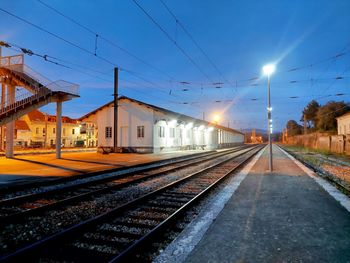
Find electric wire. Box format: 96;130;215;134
159;0;238;92
131;0;214;83
36;0;176;81
0;6;170;92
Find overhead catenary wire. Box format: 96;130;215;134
2;42;193;110
159;0;238;92
0;6;171;92
3;3;347;88
35;0;350;92
131;0;214;83
2;5;349;119
36;0;176;81
1;41;190;104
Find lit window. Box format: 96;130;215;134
105;126;112;138
137;126;145;138
158;126;165;137
169;128;175;138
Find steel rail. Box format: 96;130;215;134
0;146;247;208
0;145;251;223
0;146;246;204
0;145;262;262
278;145;350;195
110;146;262;263
0;148;220;196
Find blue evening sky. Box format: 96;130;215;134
1;0;349;132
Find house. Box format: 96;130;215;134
336;112;350;135
80;96;245;153
14;120;31;148
19;109;84;148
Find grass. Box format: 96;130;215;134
281;144;350;160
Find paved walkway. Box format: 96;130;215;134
185;145;350;263
0;149;210;186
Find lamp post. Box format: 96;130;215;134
263;64;275;172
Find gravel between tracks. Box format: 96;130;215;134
0;150;246;255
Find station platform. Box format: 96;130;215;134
0;149;211;186
158;145;350;263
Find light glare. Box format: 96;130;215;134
263;64;276;75
213;114;221;123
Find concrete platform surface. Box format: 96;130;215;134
185;145;350;263
0;149;210;186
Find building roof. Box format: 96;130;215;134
336;111;350;120
15;120;30;131
27;109;45;122
79;96;244;135
27;109;78;124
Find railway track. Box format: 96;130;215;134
279;145;350;195
0;149;221;199
0;145;249;222
0;144;263;262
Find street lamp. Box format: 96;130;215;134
213;114;221;124
263;63;275;172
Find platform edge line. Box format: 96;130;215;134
277;145;350;213
153;146;266;263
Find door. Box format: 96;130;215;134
120;126;129;147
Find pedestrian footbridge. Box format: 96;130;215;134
0;54;79;158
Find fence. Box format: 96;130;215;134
285;132;350;155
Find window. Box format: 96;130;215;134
72;129;75;135
105;126;112;138
169;128;175;138
35;127;39;134
158;126;165;138
53;127;56;134
50;139;54;146
137;126;145;138
63;128;66;136
43;128;46;134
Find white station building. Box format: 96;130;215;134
80;96;244;153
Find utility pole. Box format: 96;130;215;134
267;74;273;171
44;113;48;148
113;67;118;152
0;45;3;151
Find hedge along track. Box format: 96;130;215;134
0;145;251;223
0;145;256;257
0;145;263;262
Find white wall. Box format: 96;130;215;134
84;100;154;149
337;115;350;135
82;98;244;152
119;101;154;148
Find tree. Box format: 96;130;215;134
286;120;302;136
301;100;320;129
316;101;350;131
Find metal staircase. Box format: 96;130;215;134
0;54;79;126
